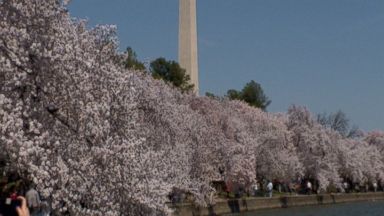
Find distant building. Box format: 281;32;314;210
179;0;199;94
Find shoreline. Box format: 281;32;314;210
169;192;384;216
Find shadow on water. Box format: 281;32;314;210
316;195;324;204
330;194;336;203
208;205;216;216
227;199;240;213
279;197;288;208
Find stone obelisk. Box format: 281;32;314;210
179;0;199;94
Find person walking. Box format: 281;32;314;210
373;182;378;192
267;181;273;198
343;181;349;193
306;181;312;195
25;185;40;216
252;181;259;197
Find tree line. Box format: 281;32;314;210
123;47;271;110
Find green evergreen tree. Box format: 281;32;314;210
150;58;194;92
123;47;146;70
226;80;271;111
241;80;271;110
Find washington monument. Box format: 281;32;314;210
179;0;199;94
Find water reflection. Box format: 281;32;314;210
224;201;384;216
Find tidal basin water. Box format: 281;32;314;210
228;200;384;216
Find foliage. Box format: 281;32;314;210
150;57;194;92
226;80;271;111
205;92;220;100
122;47;146;71
226;89;241;100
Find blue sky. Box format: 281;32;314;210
68;0;384;131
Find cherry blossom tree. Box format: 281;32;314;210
363;131;384;181
365;131;384;154
0;0;195;215
338;137;384;184
287;106;342;191
189;98;302;189
132;74;219;206
189;97;255;188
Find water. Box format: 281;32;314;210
226;201;384;216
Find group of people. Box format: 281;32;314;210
0;177;49;216
342;180;380;193
249;178;314;198
247;178;383;198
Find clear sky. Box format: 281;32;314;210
68;0;384;131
